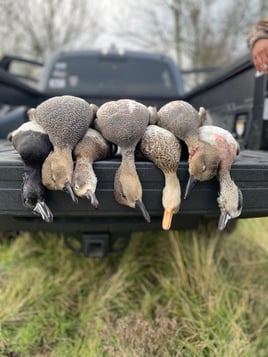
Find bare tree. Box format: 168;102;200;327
103;0;268;87
259;0;268;15
0;0;267;88
0;0;101;61
100;0;174;55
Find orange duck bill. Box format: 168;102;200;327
162;208;174;230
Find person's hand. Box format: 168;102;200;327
252;38;268;73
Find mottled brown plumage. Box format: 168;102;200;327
139;125;181;230
157;101;242;229
42;146;77;202
72;128;116;208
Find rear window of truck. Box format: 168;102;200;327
45;55;179;97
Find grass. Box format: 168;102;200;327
0;218;267;356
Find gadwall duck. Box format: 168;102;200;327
28;95;96;202
72;128;116;208
94;99;151;222
185;125;242;230
139;124;181;230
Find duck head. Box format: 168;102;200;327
22;171;53;223
72;165;99;209
114;168;150;223
185;144;220;199
217;179;243;230
42;150;78;203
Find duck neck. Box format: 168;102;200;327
54;145;72;158
165;172;180;189
217;170;232;188
27;166;42;184
121;148;136;172
74;158;94;176
162;172;181;210
184;132;198;147
187;137;203;161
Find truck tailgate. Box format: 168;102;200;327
0;140;268;233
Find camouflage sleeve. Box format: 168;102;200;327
247;18;268;50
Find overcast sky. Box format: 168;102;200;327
93;0;256;54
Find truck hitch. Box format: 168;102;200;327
64;232;131;258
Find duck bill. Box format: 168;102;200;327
218;211;232;231
64;182;78;203
162;208;174;230
135;200;151;223
184;175;198;199
85;190;99;209
32;201;53;223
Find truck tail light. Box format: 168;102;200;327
235;114;247;138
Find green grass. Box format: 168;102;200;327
0;218;268;356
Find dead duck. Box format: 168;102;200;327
217;172;243;230
157;100;206;146
28;95;96;202
94;99;151;222
7;121;53;222
139;125;181;230
72;128;116;208
185;125;242;230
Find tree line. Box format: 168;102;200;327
0;0;267;87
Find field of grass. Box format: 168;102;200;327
0;217;268;357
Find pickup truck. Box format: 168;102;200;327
1;48;268;257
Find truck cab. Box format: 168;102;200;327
39;49;185;107
0;48;185;139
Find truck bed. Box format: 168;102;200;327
1;139;268;234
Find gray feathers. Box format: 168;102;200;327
27;95;96;201
157;100;203;143
94;99;151;221
94;99;150;148
28;95;94;148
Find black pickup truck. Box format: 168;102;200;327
1;49;268;256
